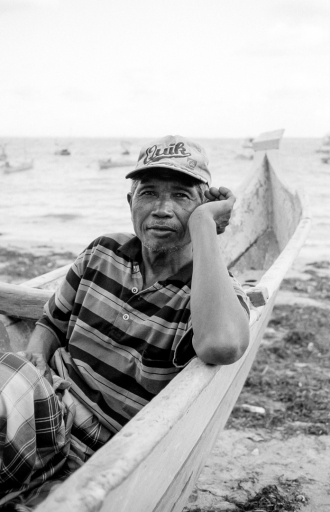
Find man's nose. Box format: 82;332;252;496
152;196;174;217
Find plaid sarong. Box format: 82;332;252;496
0;352;112;510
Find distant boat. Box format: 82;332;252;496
317;136;330;162
98;158;133;170
316;133;330;154
242;136;254;149
3;160;33;174
0;145;7;163
121;140;131;156
235;137;255;160
55;149;71;156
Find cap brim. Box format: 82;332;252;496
125;163;209;184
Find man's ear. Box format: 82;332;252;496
127;192;133;210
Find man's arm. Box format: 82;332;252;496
17;325;60;385
188;188;250;365
26;324;60;360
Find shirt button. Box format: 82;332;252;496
123;313;129;321
132;287;138;293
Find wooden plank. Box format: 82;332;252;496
24;264;70;290
267;151;306;251
246;286;269;307
0;282;51;319
220;152;271;267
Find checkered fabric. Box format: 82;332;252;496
0;352;112;510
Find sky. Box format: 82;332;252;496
0;0;329;138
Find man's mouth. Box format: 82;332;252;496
146;224;177;235
147;224;176;232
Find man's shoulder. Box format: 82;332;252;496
88;232;135;252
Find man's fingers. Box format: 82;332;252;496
16;351;32;361
209;186;221;198
204;190;216;201
218;186;234;197
16;351;53;385
204;187;236;204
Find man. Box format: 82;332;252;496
0;135;250;509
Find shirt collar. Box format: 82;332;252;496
117;235;143;262
117;235;193;286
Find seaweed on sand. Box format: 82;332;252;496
231;480;308;511
228;266;330;436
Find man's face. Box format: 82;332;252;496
128;175;202;253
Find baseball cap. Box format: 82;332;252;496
125;135;211;185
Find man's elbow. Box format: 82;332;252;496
194;329;250;366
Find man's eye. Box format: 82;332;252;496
141;190;155;196
175;193;189;198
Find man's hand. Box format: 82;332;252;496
202;186;236;234
16;351;53;386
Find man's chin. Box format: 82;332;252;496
142;240;181;253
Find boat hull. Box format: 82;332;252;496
99;159;133;169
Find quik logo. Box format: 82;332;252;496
144;142;191;165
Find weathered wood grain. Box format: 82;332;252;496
0;282;51;319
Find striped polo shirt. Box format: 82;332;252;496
37;233;250;435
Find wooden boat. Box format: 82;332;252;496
242;136;254;148
121;140;131;156
55;149;71;156
315;133;330;153
236;137;254;160
0;130;311;512
2;160;33;174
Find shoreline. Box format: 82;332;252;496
0;236;87;260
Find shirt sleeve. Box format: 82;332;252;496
36;237;101;346
173;318;195;369
228;271;251;318
172;272;250;368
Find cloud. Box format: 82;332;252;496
0;0;59;14
267;0;330;25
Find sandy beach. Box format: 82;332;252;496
0;244;329;511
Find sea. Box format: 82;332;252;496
0;136;329;266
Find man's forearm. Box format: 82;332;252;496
189;211;249;365
26;324;60;362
